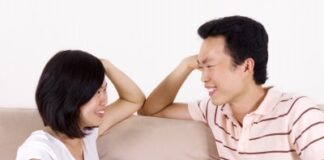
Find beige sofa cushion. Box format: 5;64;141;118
1;105;323;160
98;116;218;160
0;108;219;159
0;108;43;160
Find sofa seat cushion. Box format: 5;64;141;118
97;115;218;160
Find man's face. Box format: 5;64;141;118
197;36;247;105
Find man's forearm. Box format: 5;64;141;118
140;59;196;115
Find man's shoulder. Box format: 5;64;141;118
318;104;324;111
266;87;315;108
261;88;321;118
273;91;324;123
278;92;317;108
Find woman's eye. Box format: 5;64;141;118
97;88;107;94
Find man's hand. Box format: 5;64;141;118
182;55;199;70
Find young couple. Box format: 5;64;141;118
17;16;324;160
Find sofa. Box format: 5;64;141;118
1;105;323;160
0;107;219;160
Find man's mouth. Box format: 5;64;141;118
206;86;216;96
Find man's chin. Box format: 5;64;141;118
211;97;225;106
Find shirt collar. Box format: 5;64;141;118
253;87;283;115
220;87;283;116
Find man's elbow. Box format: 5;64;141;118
137;108;146;115
136;93;146;105
137;103;159;116
137;106;151;116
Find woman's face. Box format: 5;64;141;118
79;81;108;128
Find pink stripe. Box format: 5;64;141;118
214;139;237;151
206;98;210;123
250;107;322;141
238;149;296;155
292;107;321;126
253;96;305;125
214;106;239;141
299;136;324;156
293;121;324;145
197;100;206;121
249;131;291;141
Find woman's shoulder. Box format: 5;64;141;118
82;128;100;160
21;130;54;146
16;130;57;159
83;128;99;149
16;130;75;160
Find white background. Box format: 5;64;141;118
0;0;323;108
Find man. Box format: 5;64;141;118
138;16;324;159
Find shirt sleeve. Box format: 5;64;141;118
188;98;211;123
82;128;100;159
289;97;324;159
85;127;99;140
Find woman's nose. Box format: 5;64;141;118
100;93;108;106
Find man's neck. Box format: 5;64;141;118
229;85;268;126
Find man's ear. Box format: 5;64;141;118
243;58;255;73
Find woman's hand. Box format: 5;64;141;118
98;58;145;136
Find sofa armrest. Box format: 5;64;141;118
97;115;219;160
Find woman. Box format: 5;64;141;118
16;50;145;160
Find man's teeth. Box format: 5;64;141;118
97;110;105;114
207;88;215;92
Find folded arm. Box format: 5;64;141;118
99;59;145;136
138;55;198;120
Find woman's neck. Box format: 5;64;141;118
43;126;84;160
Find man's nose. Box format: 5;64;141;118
201;70;210;82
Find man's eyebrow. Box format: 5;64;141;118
197;58;209;65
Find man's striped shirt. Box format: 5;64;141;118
188;87;324;160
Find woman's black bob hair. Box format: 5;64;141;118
35;50;105;138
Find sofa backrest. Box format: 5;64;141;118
1;105;323;159
0;108;219;160
0;108;43;159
